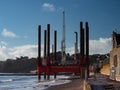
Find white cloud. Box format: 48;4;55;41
89;37;112;55
9;45;38;58
1;28;17;38
66;47;74;55
42;3;55;11
0;37;112;61
0;44;44;61
0;41;7;46
0;46;10;60
66;37;112;55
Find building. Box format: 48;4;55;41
110;31;120;81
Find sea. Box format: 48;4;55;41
0;73;70;90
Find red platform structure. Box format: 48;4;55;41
37;22;89;81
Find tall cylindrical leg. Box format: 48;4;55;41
38;25;41;81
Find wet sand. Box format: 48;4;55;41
45;73;120;90
45;77;83;90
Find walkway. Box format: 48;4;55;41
88;74;120;90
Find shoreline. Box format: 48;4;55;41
45;76;83;90
0;73;37;76
44;73;120;90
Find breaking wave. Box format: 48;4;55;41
0;74;70;90
0;79;13;83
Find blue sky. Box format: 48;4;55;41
0;0;120;60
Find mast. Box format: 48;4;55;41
61;10;66;64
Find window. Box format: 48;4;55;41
114;55;117;67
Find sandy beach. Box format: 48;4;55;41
45;73;120;90
45;76;83;90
